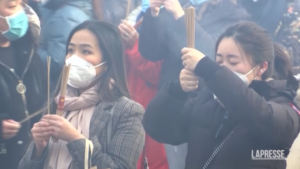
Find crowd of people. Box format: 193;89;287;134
1;0;300;169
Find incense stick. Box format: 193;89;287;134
19;107;47;124
47;57;51;114
20;57;51;124
52;65;71;142
125;0;132;19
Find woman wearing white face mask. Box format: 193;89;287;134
19;20;145;169
142;21;300;169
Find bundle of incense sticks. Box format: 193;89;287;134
184;7;195;48
52;64;71;142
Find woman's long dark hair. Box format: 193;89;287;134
215;21;296;85
273;43;298;85
66;20;130;101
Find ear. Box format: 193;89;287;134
258;62;269;76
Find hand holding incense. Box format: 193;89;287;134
52;65;71;142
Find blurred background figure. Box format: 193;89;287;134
239;0;300;74
120;2;169;169
138;0;248;168
37;0;93;87
27;0;41;18
0;1;46;169
93;0;141;25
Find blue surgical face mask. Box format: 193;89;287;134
142;0;150;12
0;10;29;41
190;0;209;6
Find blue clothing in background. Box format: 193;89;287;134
142;0;150;12
38;0;93;86
190;0;209;6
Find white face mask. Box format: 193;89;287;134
213;67;258;103
232;67;257;85
65;55;106;89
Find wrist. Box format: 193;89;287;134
68;133;84;142
34;145;45;159
174;9;184;20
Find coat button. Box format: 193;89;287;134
17;141;23;145
23;51;28;54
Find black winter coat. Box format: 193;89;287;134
143;57;300;169
138;0;249;89
0;30;47;169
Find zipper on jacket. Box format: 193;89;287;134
215;111;229;138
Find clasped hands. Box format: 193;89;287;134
180;48;205;92
32;114;84;151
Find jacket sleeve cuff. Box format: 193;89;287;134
167;81;189;100
20;143;48;168
67;138;86;156
31;149;48;166
194;57;221;80
67;137;101;159
174;15;185;30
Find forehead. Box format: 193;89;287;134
0;0;23;17
70;29;98;47
217;37;244;57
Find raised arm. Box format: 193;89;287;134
126;39;162;85
143;78;198;145
138;8;168;62
193;56;299;144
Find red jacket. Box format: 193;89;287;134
125;40;169;169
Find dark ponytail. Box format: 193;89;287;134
273;43;298;85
